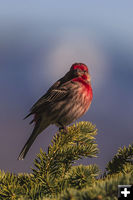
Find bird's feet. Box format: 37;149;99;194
59;126;67;134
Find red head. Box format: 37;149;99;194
70;63;91;82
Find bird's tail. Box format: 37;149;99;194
18;120;48;160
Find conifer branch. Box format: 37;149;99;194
32;121;98;195
105;143;133;175
0;122;132;200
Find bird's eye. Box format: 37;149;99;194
76;68;81;72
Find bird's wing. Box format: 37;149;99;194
30;80;69;113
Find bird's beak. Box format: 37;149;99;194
86;73;91;82
74;70;91;82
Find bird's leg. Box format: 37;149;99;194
59;123;67;134
59;126;67;133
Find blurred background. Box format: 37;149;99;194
0;0;133;173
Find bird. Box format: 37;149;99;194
18;63;93;160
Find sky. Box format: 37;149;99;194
0;1;133;173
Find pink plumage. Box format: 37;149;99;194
18;63;93;160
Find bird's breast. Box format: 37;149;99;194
72;77;93;104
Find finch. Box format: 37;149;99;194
18;63;93;160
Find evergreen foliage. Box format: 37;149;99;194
0;121;132;200
106;143;133;175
